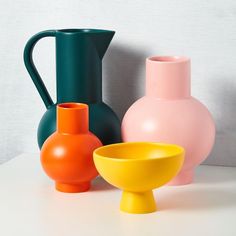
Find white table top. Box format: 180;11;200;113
0;154;236;236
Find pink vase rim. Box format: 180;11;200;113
147;56;190;64
146;55;191;99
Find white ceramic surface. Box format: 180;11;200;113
0;153;235;236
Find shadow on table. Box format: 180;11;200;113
195;165;236;184
205;79;236;167
90;177;115;191
157;188;236;211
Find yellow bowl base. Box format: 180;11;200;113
120;190;157;214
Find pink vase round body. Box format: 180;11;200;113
121;56;215;185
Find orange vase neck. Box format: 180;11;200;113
57;103;88;134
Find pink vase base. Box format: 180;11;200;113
167;169;194;186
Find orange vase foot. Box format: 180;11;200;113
55;182;90;193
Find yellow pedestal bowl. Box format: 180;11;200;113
93;142;184;214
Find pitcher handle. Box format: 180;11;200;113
23;30;56;108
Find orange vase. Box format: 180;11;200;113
40;103;102;193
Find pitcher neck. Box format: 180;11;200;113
146;56;191;99
57;103;89;134
57;70;102;104
55;30;107;103
56;60;103;104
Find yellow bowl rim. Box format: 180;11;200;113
93;142;185;162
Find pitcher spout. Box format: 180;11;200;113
88;29;115;59
56;28;115;59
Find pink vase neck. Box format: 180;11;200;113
146;56;191;99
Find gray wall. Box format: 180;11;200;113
0;0;236;166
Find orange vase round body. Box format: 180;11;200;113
41;103;102;193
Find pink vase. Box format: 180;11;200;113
121;56;215;185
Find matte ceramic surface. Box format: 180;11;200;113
41;103;102;193
122;56;215;185
24;29;121;148
93;142;184;214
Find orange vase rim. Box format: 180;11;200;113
58;102;88;110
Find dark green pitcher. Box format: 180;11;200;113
24;29;121;148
